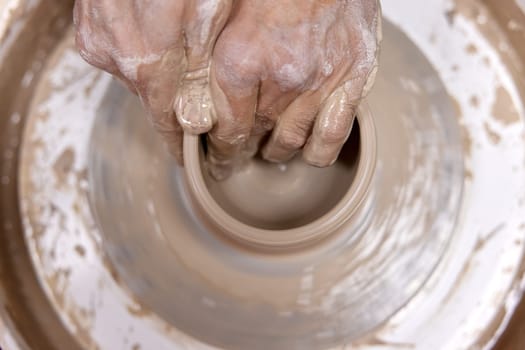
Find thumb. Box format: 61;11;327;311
173;0;233;135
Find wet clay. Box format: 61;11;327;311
177;103;376;251
2;0;525;350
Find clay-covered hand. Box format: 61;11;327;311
208;0;381;178
73;0;232;162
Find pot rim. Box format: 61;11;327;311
183;102;377;250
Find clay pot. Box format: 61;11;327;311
182;105;376;251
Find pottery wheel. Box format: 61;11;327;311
83;19;463;350
9;1;525;350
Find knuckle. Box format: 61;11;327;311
343;78;367;101
214;31;260;90
351;56;374;79
274;60;312;92
292;116;314;135
196;0;232;26
353;41;378;74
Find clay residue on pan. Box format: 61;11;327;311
15;29;119;350
0;3;90;349
470;95;480;107
461;123;473;157
440;223;506;307
74;245;86;257
84;71;103;97
474;223;506;252
473;308;508;350
356;335;415;349
126;303;153;319
484;121;502;144
53;147;75;184
445;8;457;26
44;268;98;350
465;42;479;54
492;85;521;126
483;56;492;67
455;0;525;76
450;94;473;158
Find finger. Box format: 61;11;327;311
240;114;276;159
261;93;321;163
134;50;186;164
183;0;233;67
303;84;358;167
174;0;233;134
174;68;215;134
157;121;184;164
207;51;259;180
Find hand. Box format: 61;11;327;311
73;0;232;162
207;0;381;178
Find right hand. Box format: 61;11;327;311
206;0;381;178
73;0;232;162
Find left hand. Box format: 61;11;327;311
73;0;233;162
